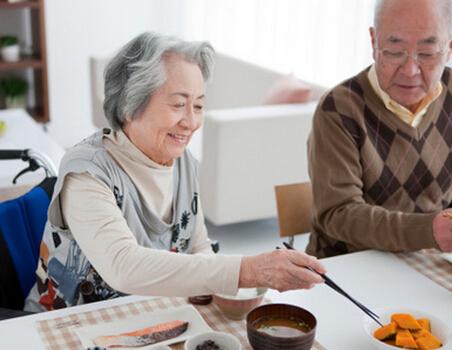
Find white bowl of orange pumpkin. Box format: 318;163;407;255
363;308;451;350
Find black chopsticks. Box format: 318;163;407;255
281;242;383;327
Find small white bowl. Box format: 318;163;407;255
363;307;452;350
213;287;267;320
184;331;242;350
148;345;171;350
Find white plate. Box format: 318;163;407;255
441;253;452;264
75;304;212;350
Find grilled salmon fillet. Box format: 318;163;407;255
94;319;189;348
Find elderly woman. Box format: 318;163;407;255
24;32;325;312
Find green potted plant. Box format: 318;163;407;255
0;35;20;62
0;77;28;109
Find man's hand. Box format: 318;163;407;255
432;209;452;252
239;249;326;292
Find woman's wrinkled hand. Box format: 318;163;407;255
239;249;326;292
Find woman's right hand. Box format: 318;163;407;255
239;248;326;292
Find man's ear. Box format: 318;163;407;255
369;27;377;61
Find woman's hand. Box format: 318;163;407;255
239;249;326;292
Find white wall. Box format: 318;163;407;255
44;0;187;148
181;0;376;88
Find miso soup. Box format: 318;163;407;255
253;316;311;337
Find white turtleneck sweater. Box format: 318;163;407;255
60;130;242;297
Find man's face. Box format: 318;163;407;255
370;0;452;112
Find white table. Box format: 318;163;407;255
0;250;450;349
0;109;64;187
267;250;452;350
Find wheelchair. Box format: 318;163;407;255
0;149;57;319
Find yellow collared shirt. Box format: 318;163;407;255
367;65;442;127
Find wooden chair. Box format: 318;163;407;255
274;182;313;246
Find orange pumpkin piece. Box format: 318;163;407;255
374;322;397;340
412;329;431;340
416;332;443;350
392;314;422;330
374;314;442;349
396;330;418;349
417;319;431;332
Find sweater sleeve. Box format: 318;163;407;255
308;109;439;252
60;172;241;297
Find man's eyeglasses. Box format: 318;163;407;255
377;47;447;67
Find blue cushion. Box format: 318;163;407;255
0;186;50;298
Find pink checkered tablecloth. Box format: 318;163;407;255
36;296;326;350
396;250;452;292
35;250;450;350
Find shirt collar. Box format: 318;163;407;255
367;64;442;127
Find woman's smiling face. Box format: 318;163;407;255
124;53;205;166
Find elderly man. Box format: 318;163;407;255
307;0;452;258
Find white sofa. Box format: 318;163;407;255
90;57;110;130
200;54;326;225
89;53;327;225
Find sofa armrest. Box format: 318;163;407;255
90;56;110;129
307;82;328;101
205;53;282;110
200;101;318;225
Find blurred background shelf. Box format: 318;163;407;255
0;57;42;70
0;0;49;123
0;2;39;10
27;105;44;122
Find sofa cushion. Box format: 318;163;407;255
262;73;311;105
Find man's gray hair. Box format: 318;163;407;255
103;32;215;130
373;0;452;36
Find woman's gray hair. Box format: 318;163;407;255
103;32;215;130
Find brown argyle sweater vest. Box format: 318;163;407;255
306;67;452;258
